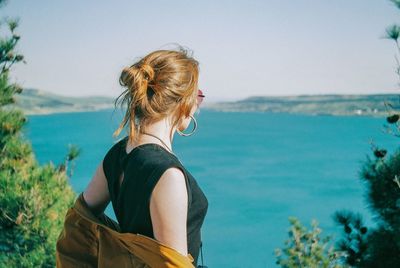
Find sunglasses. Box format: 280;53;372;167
197;89;205;106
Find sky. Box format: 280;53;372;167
1;0;400;102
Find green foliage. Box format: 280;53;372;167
384;24;400;42
382;1;400;88
331;2;400;266
332;210;368;267
334;150;400;268
0;4;77;267
275;217;348;268
390;0;400;9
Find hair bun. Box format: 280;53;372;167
139;63;155;82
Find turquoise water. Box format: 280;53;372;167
24;109;399;268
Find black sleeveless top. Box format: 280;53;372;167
102;136;208;266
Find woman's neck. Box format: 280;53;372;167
135;117;176;150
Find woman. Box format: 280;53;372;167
81;47;208;267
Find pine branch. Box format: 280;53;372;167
394;175;400;190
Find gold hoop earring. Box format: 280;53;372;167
176;115;197;137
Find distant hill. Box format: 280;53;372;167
6;88;116;115
5;88;400;117
202;94;400;117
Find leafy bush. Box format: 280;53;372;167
0;2;77;267
275;217;348;268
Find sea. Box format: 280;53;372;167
23;108;399;268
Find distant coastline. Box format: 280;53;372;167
204;94;400;117
6;88;116;115
7;88;400;117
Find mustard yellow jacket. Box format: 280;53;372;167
56;192;195;268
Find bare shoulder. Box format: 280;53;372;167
151;167;188;213
149;167;189;256
159;167;187;187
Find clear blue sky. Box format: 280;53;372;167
2;0;400;101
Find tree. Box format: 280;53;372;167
0;1;77;267
332;149;400;267
332;1;400;267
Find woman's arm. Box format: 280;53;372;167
83;160;110;216
150;167;189;257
